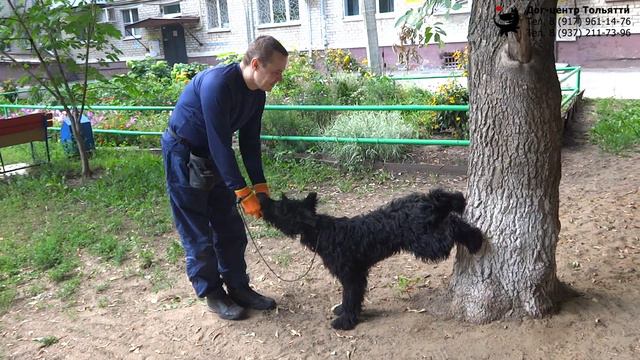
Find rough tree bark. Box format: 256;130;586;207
363;0;382;75
450;0;565;322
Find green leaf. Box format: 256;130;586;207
424;28;433;44
394;11;411;27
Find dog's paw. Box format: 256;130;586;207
331;315;357;330
331;304;343;315
466;227;484;254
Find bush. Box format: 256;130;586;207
126;58;172;79
359;75;404;105
90;110;167;148
270;51;333;131
1;79;18;103
271;51;329;104
171;62;209;83
431;80;469;139
324;48;367;74
322;112;414;169
86;75;185;106
262;110;320;153
215;51;243;65
398;86;438;138
452;47;469;76
330;73;366;105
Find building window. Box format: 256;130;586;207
258;0;300;24
99;8;116;23
441;52;458;69
121;8;140;37
161;3;181;17
207;0;229;29
344;0;359;16
379;0;394;13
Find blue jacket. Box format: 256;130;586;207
168;63;266;190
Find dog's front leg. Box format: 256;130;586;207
331;272;367;330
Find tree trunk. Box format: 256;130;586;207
363;0;382;75
68;111;92;180
450;0;564;322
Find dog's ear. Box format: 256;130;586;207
304;192;318;212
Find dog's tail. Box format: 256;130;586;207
445;213;483;254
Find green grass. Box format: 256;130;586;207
166;239;183;265
0;141;358;313
95;282;110;293
57;277;81;300
97;296;109;308
590;99;640;154
393;275;423;297
35;335;59;348
0;145;171;311
274;251;293;268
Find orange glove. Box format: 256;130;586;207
235;186;262;219
253;183;270;197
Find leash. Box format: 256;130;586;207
237;203;320;282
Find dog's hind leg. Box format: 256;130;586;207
331;271;367;330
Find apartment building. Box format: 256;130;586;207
1;0;639;80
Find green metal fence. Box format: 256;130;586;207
0;67;582;147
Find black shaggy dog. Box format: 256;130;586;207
258;189;484;330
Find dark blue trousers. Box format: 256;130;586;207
161;132;249;298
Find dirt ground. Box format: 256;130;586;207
1;104;639;360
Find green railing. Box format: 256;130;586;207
559;66;581;107
0;67;581;147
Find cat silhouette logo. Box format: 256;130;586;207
494;6;519;36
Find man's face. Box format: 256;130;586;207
253;53;288;92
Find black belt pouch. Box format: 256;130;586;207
187;153;218;191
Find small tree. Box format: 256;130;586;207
0;0;122;179
394;0;463;68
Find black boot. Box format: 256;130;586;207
228;285;276;310
206;289;245;320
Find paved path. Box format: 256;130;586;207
580;68;640;99
390;67;640;99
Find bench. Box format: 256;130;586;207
0;112;53;175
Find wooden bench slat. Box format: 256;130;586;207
0;113;52;129
0;128;47;148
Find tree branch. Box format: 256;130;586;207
36;0;79;112
6;0;67;105
79;4;96;119
0;50;56;101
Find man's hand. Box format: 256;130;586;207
253;183;270;197
235;186;262;218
